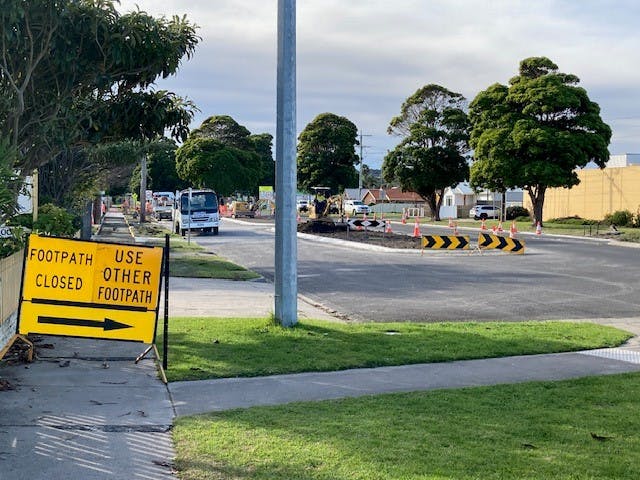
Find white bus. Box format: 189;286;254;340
173;188;220;236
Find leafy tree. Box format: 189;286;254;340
383;84;469;220
297;113;359;194
0;0;199;177
176;116;270;195
469;57;612;225
128;138;186;194
361;164;381;189
0;137;21;222
250;133;275;188
190;115;252;149
175;138;261;195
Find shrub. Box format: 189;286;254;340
33;203;81;237
0;227;27;258
548;216;599;225
603;210;634;227
506;206;529;220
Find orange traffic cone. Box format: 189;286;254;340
412;218;421;238
481;218;487;230
509;220;518;239
401;211;407;224
385;220;392;234
373;212;377;221
536;221;542;235
448;217;454;228
453;222;459;235
491;224;497;233
296;212;301;223
497;221;503;232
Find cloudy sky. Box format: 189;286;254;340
118;0;640;169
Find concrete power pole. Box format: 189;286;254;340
274;0;297;327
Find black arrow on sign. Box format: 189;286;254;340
510;239;524;252
455;236;469;249
38;316;132;331
423;236;436;248
478;233;492;247
441;236;452;248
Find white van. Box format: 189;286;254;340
173;188;220;235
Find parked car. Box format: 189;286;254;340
470;204;501;220
296;199;309;212
343;200;370;216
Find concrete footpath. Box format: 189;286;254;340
1;209;640;479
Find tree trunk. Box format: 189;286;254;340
426;193;439;221
526;185;546;227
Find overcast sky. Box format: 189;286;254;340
118;0;640;169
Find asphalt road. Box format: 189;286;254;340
187;219;640;323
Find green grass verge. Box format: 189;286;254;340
170;253;260;280
160;318;631;382
173;372;640;479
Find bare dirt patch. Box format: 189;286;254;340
298;220;421;249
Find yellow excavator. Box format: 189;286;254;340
308;187;341;219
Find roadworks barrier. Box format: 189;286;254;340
478;232;525;254
421;235;470;250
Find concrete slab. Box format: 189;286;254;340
0;336;174;480
169;351;640;416
161;276;341;321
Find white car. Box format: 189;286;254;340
470;205;501;220
296;199;309;212
343;200;370;216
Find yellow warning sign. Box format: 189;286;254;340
19;235;163;343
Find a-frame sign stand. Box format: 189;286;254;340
135;234;170;384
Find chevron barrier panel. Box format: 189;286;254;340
477;232;525;254
421;235;470;250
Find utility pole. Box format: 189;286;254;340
358;131;372;200
274;0;297;327
139;154;147;224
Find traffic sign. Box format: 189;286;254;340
421;235;470;250
348;219;384;229
478;232;525;254
18;235;164;343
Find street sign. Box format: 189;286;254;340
478;232;525;254
18;235;164;343
421;235;470;250
0;225;13;238
348;219;384;229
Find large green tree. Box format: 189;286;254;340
383;84;469;220
125;138;188;196
297;113;359;194
0;1;199;171
469;57;612;225
176;116;270;195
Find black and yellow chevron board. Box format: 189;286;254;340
421;235;470;250
477;233;525;254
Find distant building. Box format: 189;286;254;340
528;154;640;221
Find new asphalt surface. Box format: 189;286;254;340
1;209;640;479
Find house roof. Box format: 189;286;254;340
343;188;362;200
385;187;424;202
362;189;387;201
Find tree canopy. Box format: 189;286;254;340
383;84;469;220
175;116;272;196
469;57;612;224
297;113;359;194
0;0;199;173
